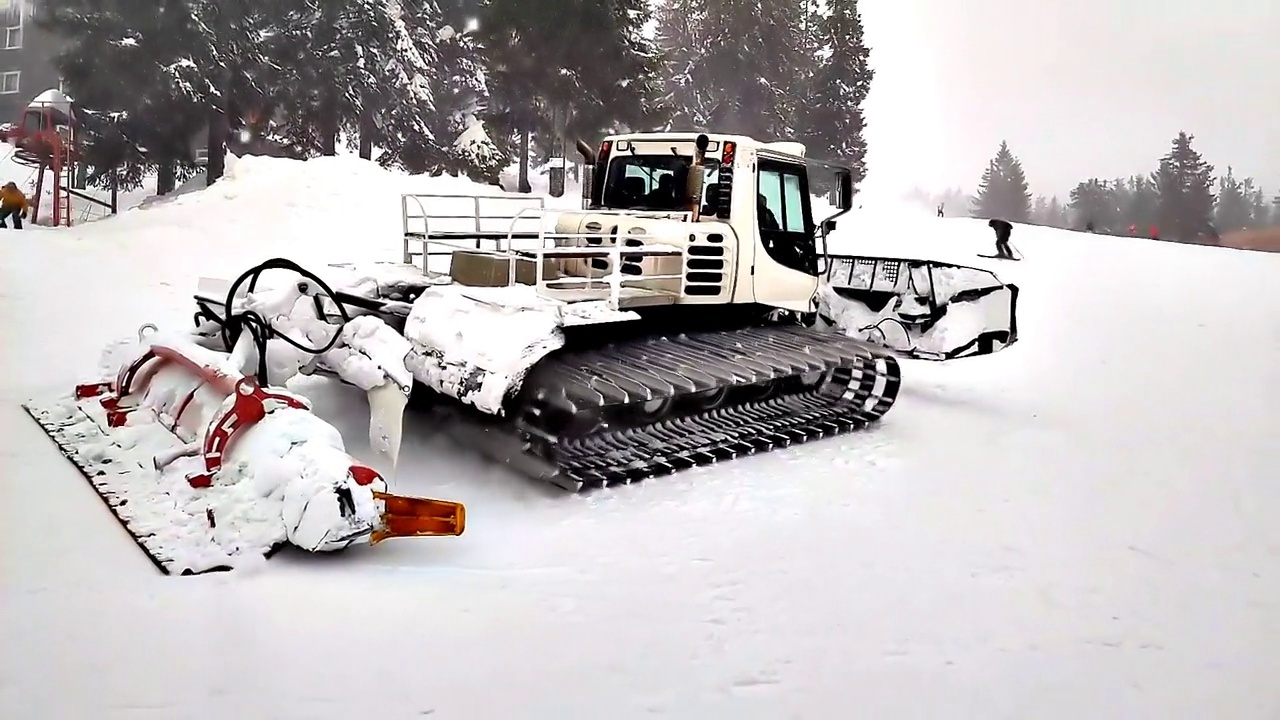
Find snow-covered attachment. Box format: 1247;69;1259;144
22;326;464;575
819;256;1019;360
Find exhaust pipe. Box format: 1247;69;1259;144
575;139;596;165
686;134;709;221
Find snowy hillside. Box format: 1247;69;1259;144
3;155;1279;717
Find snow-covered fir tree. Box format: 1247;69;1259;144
1125;175;1159;231
264;0;440;169
481;0;659;191
1031;195;1049;224
1248;187;1270;228
1153;131;1215;242
1214;167;1253;233
40;0;228;190
971;141;1032;222
657;0;806;140
796;0;872;191
653;0;707;130
425;8;504;181
1067;178;1119;231
1046;195;1067;227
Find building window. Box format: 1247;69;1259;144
3;13;19;50
0;71;18;94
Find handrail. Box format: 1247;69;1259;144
401;192;546;263
401;194;695;310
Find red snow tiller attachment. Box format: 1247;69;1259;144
22;325;464;575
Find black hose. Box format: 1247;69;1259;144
212;258;353;385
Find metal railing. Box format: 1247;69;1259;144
401;195;691;310
400;192;547;265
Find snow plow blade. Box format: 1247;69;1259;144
22;326;464;575
820;255;1019;360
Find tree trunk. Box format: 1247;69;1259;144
320;89;339;156
207;71;231;186
358;107;374;160
518;127;531;193
157;162;176;195
207;109;227;187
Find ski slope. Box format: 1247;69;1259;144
3;155;1279;718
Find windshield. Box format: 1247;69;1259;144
602;154;721;211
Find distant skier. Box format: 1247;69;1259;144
988;218;1014;259
937;204;944;217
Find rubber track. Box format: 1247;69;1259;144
517;324;902;491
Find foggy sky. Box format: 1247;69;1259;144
858;0;1280;199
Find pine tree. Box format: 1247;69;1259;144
971;141;1032;222
483;0;660;191
1214;167;1253;233
1249;187;1271;228
663;0;807;140
1031;195;1049;224
40;0;215;190
1068;178;1120;231
796;0;873;193
654;0;705;130
1152;131;1215;242
1124;175;1159;232
1046;195;1066;227
182;0;298;182
264;0;441;169
427;10;504;180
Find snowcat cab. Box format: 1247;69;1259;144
573;133;839;314
571;132;1018;360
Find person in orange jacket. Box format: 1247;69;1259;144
0;181;29;229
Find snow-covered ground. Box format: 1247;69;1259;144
3;155;1279;718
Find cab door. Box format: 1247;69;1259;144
751;159;820;312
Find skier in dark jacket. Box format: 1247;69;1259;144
988;218;1014;259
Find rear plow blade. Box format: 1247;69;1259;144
501;324;901;491
23;393;288;575
23;327;464;575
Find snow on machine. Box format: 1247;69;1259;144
22;321;465;575
185;132;1019;491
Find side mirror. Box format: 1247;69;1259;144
822;219;837;233
837;171;854;210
